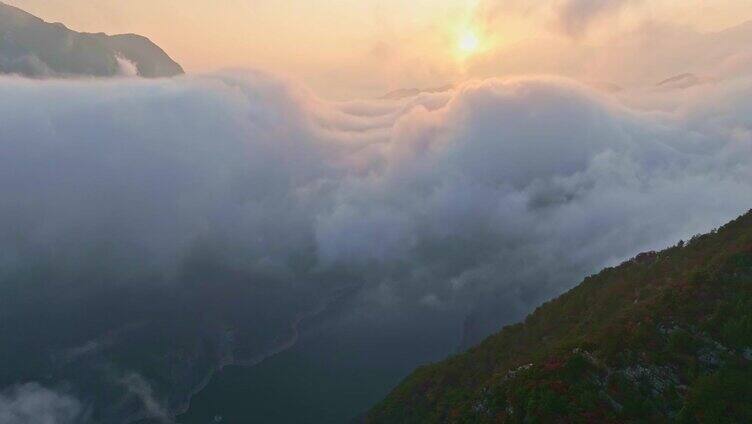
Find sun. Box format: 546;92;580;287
458;30;480;55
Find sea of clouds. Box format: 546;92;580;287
1;71;752;421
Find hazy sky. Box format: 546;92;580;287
6;0;752;97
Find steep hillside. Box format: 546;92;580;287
0;1;183;78
369;210;752;423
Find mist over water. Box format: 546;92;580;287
1;71;752;421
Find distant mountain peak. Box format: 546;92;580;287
656;72;715;90
380;84;454;100
0;1;183;78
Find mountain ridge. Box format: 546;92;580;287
0;1;183;78
368;210;752;423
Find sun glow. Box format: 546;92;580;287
458;30;480;55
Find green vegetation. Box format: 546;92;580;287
369;210;752;423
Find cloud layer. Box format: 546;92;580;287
1;71;752;418
1;71;751;316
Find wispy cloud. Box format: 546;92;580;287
0;383;86;424
478;0;639;37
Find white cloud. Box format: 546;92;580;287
116;56;139;77
118;373;172;423
0;384;85;424
0;70;751;352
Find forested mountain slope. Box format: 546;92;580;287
369;210;752;423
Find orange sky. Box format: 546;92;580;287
5;0;752;98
